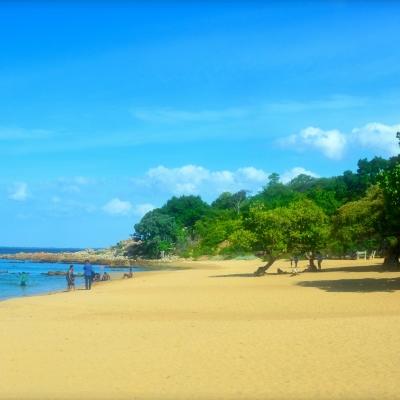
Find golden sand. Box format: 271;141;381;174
1;258;400;400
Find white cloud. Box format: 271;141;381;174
102;199;154;217
143;165;271;197
281;121;399;160
237;167;269;182
146;165;210;194
8;182;28;201
103;198;132;216
294;126;347;159
352;122;400;156
281;167;319;184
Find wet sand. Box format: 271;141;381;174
1;258;399;399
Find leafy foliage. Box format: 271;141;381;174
129;136;400;267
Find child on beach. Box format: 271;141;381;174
66;265;75;291
20;272;28;287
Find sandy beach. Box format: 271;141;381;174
1;258;400;400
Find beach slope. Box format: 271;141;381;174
1;258;400;399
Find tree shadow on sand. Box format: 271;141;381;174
297;277;400;293
209;273;256;278
316;263;385;274
209;272;287;278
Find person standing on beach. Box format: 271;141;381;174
292;256;299;275
83;260;93;290
317;253;323;270
66;265;75;291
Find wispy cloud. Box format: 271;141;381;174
8;182;29;201
131;95;366;124
56;176;95;193
264;95;367;114
0;127;51;141
131;107;249;123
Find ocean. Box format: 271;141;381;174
0;248;145;301
0;247;84;254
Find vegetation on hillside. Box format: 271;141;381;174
127;134;400;271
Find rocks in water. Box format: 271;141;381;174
42;271;66;276
42;271;84;277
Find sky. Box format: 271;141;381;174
1;1;400;248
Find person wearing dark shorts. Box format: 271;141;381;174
83;260;94;290
66;265;75;290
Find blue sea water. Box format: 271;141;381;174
0;255;145;301
0;247;84;254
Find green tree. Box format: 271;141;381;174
211;190;249;214
229;199;328;275
132;209;179;258
254;173;302;210
162;195;210;233
229;204;290;275
378;154;400;268
332;186;384;257
286;199;329;270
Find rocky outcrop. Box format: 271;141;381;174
0;240;177;267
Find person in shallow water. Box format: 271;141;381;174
66;265;75;291
20;272;28;287
83;260;94;290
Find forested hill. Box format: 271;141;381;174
126;149;400;270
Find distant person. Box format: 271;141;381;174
20;272;28;287
317;253;323;270
66;265;75;291
101;271;110;281
292;256;299;275
93;272;101;282
83;260;94;290
123;267;133;279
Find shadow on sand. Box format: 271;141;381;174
210;263;387;279
209;272;289;278
297;277;400;293
315;263;385;274
209;273;256;278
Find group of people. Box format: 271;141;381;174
66;260;112;291
289;253;324;275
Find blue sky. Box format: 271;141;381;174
1;1;400;247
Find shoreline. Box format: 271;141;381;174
0;250;182;267
0;270;126;303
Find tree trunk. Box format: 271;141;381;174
305;252;318;272
383;237;400;270
254;257;275;276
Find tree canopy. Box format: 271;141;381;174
129;136;400;269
